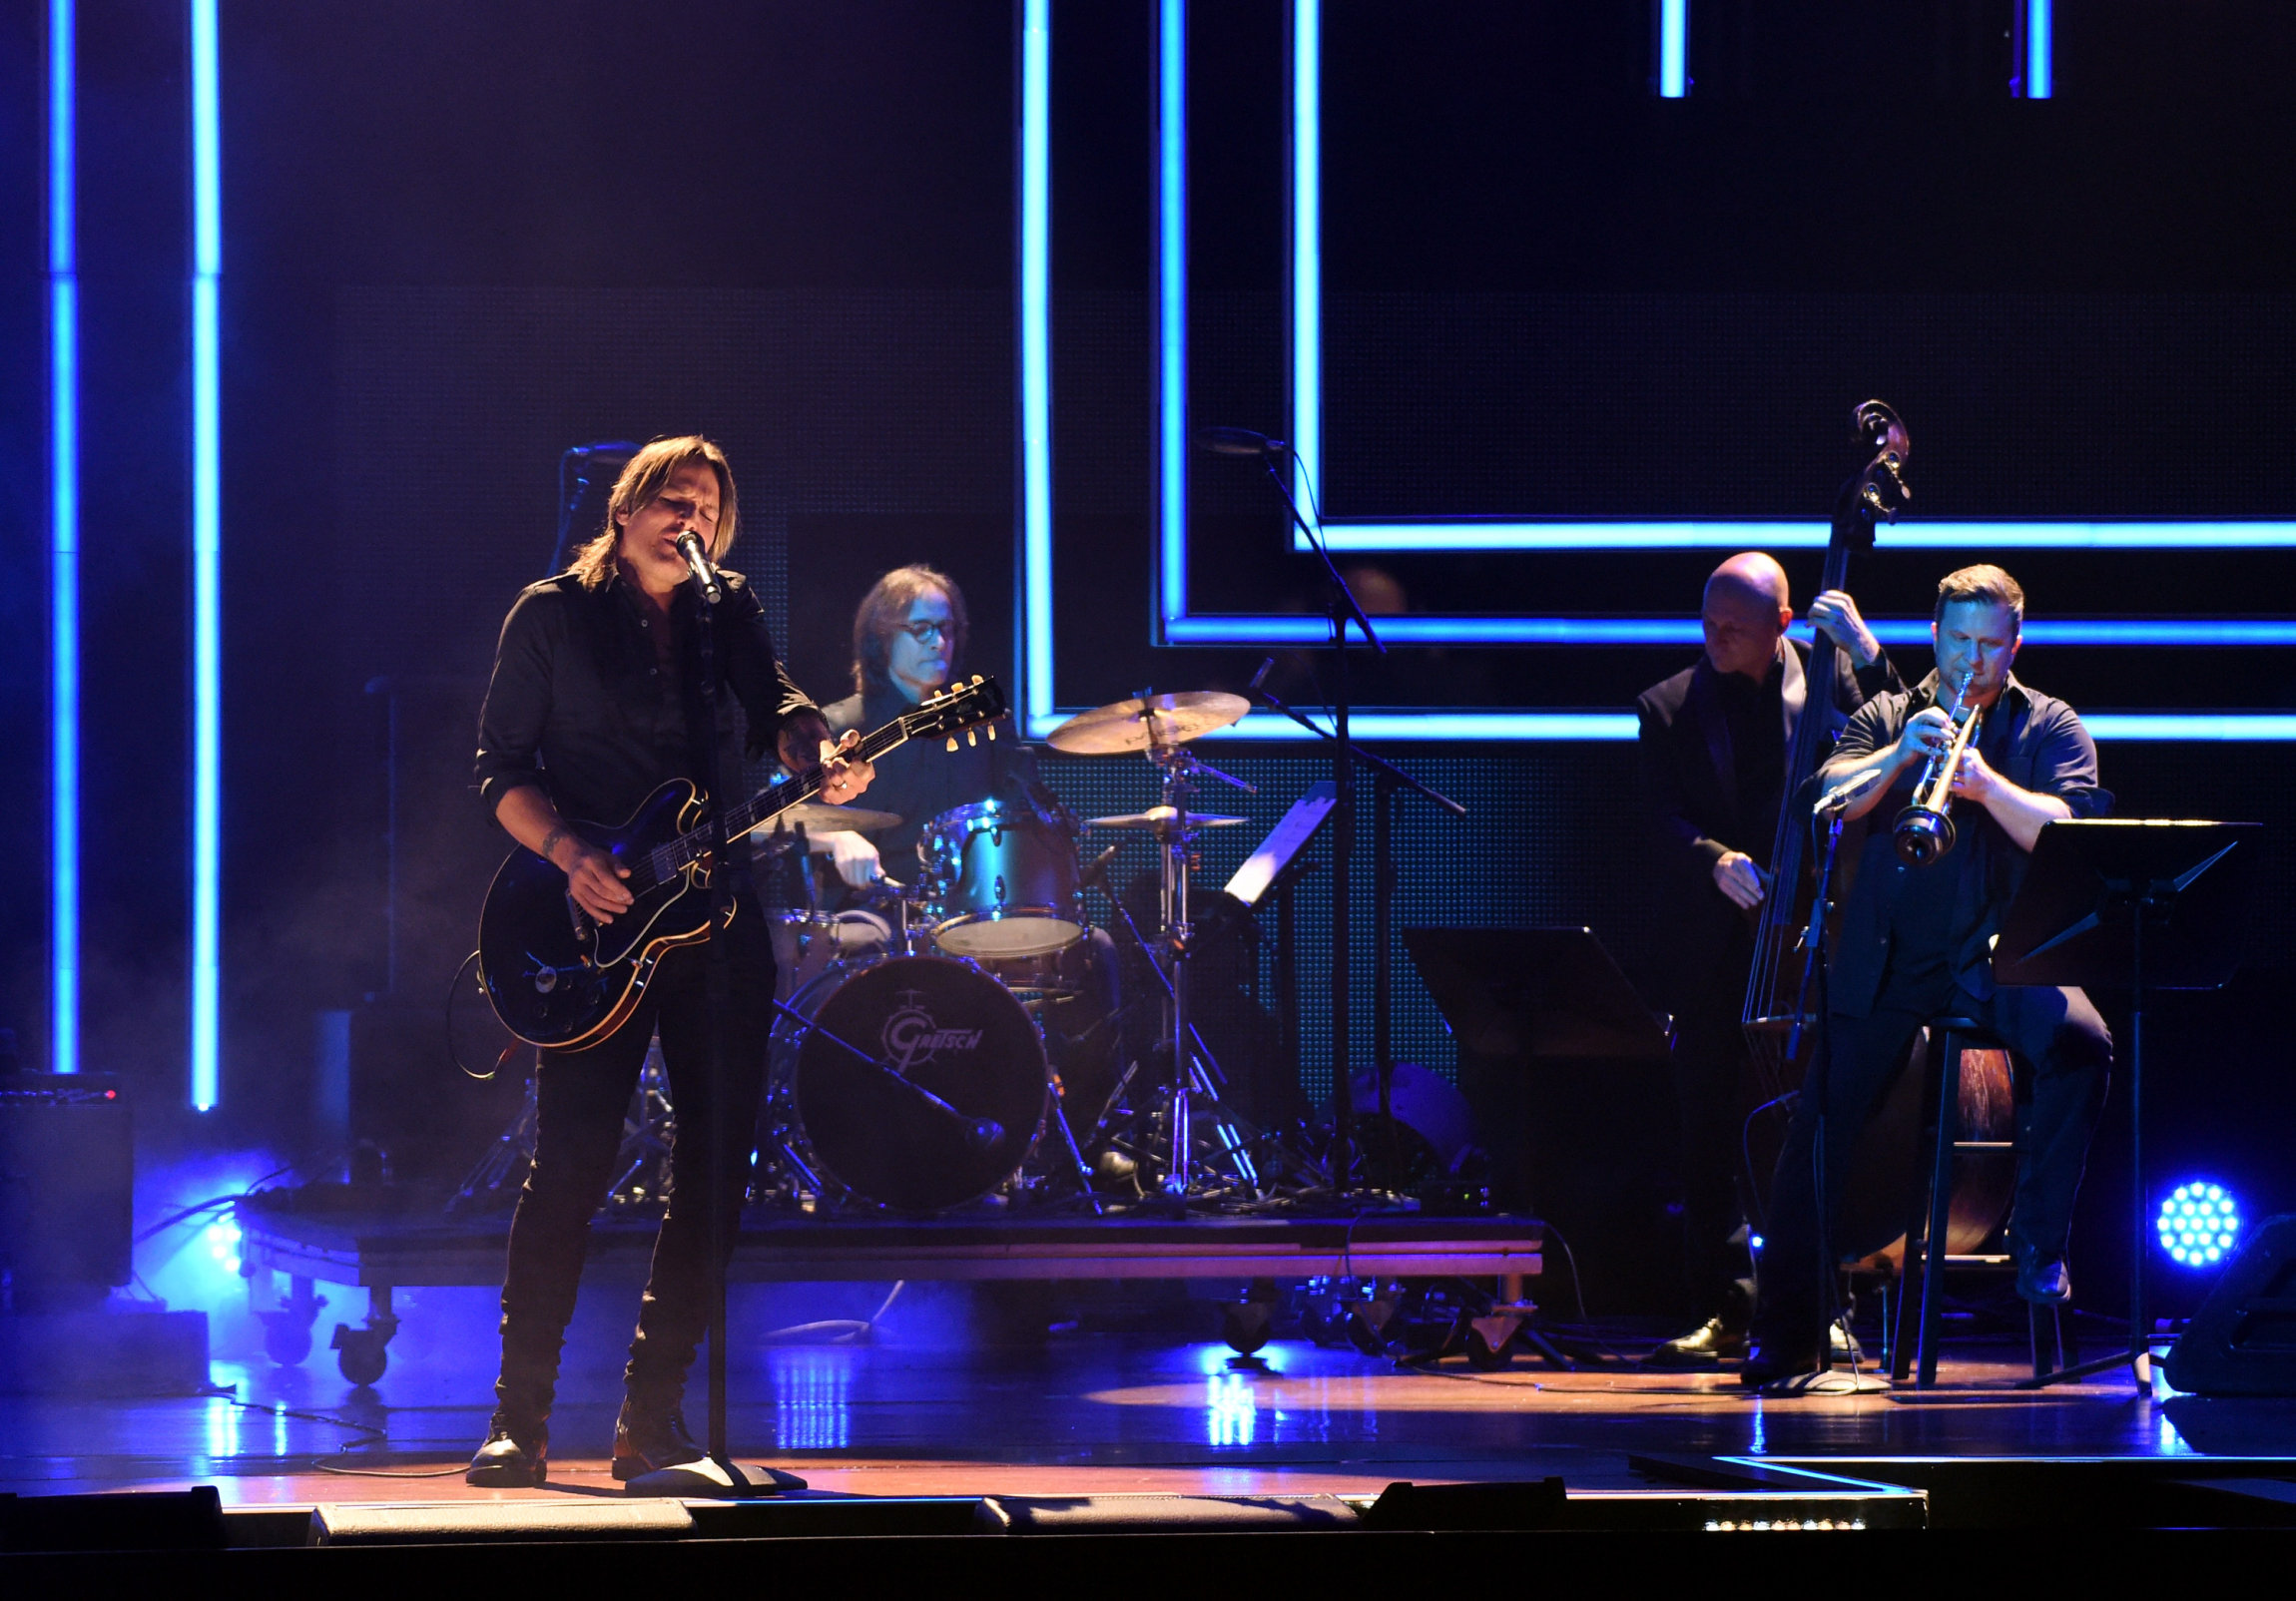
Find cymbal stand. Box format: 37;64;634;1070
1143;720;1261;1200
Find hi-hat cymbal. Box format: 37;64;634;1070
1085;805;1250;832
755;802;903;837
1047;691;1250;754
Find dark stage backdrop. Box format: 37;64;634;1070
11;2;2296;1316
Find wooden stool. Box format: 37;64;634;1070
1888;1016;2068;1387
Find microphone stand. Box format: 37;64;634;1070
1247;449;1387;1193
1252;676;1465;1193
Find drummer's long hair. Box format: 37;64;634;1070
853;565;968;694
568;435;740;591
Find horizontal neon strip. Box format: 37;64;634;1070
1302;521;2296;553
1163;615;2296;648
1028;711;2296;744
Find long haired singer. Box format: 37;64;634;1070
466;436;872;1484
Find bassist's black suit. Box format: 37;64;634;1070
1636;639;1899;1332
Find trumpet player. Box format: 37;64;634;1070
1742;564;2115;1388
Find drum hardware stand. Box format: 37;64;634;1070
447;1046;678;1216
1250;673;1465;1194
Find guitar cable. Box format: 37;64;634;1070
446;946;525;1082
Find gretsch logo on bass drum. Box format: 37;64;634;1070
881;989;984;1073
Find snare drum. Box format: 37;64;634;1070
918;800;1083;959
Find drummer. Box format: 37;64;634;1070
815;565;1065;909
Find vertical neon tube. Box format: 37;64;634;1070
191;0;222;1110
1290;0;1320;524
50;0;77;1075
2025;0;2052;99
1156;0;1186;628
1657;0;1688;98
1018;0;1053;735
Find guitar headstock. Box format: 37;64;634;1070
904;674;1009;751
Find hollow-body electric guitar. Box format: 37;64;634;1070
478;674;1007;1049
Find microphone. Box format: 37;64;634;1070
1196;425;1289;457
1815;767;1886;814
674;530;723;604
1249;657;1276;695
1078;843;1121;889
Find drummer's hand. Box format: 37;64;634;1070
830;830;884;889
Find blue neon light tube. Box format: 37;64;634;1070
190;0;222;1110
50;0;77;1074
1157;0;1187;631
1657;0;1688;98
2025;0;2052;100
1019;0;1053;736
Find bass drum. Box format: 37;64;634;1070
772;954;1050;1212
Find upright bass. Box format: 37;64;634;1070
1739;401;1910;1078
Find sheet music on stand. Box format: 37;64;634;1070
1224;782;1339;906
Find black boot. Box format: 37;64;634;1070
466;1408;549;1487
611;1391;707;1481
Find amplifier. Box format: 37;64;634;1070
0;1074;132;1307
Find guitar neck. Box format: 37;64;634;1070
718;718;914;844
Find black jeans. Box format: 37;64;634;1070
493;914;775;1423
1752;961;2112;1350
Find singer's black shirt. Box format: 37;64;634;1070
473;566;818;831
1817;671;2107;1015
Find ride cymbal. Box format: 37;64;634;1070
1046;691;1250;754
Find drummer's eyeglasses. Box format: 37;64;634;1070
895;619;951;644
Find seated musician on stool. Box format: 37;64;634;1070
813;567;1117;991
1741;564;2113;1387
1638;552;1901;1367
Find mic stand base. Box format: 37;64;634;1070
621;1458;808;1499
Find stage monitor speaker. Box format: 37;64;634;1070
2164;1214;2296;1396
0;1074;131;1309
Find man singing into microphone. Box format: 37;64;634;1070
1741;564;2112;1387
468;435;871;1485
1636;552;1900;1366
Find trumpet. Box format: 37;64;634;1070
1893;665;1983;867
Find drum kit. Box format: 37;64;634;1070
751;689;1291;1215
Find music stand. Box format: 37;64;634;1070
1992;819;2259;1390
1405;928;1669;1368
1403;927;1673;1066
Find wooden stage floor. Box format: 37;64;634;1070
5;1319;2275;1509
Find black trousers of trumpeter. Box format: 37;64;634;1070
492;914;774;1424
1752;957;2112;1349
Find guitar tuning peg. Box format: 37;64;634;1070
966;729;977;746
946;736;958;753
985;725;996;741
972;674;982;685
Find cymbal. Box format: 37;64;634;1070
1047;691;1251;754
754;802;903;837
1085;806;1250;832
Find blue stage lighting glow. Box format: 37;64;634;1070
50;0;78;1074
1657;0;1688;98
1290;0;1321;520
2157;1182;2241;1268
1019;0;1053;735
1303;520;2296;553
2024;0;2053;100
1157;0;1187;631
190;0;223;1111
1018;0;2296;747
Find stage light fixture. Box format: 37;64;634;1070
2157;1181;2241;1269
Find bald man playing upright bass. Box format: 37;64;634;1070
1636;554;1902;1366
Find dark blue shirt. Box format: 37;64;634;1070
1819;672;2109;1014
